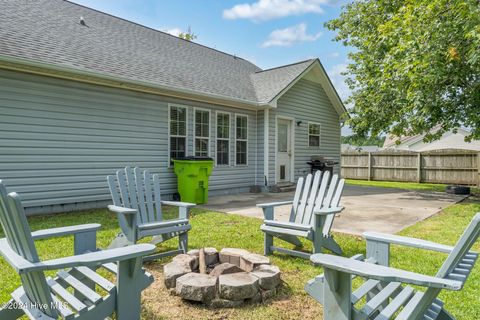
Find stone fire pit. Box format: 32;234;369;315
163;248;281;307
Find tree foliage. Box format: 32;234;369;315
178;26;197;41
341;135;385;147
327;0;480;142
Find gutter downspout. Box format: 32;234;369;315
264;108;270;189
255;110;258;186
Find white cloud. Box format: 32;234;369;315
327;63;351;102
261;23;321;47
163;27;183;37
328;51;340;58
223;0;329;21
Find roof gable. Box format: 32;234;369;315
250;60;315;103
261;59;348;116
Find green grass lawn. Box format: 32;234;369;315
346;179;451;192
0;200;479;319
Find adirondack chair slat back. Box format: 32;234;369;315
302;171;324;225
108;166;163;224
289;177;305;222
437;212;480;279
322;178;345;237
134;167;148;221
0;181;57;318
290;171;346;228
294;173;314;224
289;170;345;231
312;171;330;216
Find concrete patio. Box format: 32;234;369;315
202;185;467;235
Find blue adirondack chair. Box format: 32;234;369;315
258;170;345;259
107;166;195;261
305;212;480;320
0;180;155;320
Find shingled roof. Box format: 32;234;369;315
250;60;315;103
0;0;344;111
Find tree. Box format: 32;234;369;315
178;26;197;41
341;135;385;147
327;0;480;143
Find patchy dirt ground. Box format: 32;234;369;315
140;262;323;320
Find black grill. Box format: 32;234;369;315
306;156;338;175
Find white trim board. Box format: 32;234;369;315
263;108;270;186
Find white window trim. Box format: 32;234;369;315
215;111;231;166
234;113;249;166
308;121;321;148
193;107;211;157
168;104;189;166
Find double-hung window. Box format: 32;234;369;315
308;122;321;147
216;112;230;165
169;105;187;160
194;109;210;157
235;115;248;165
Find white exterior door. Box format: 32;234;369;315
276;118;293;183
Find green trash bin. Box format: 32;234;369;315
172;157;214;204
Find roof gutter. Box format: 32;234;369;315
0;54;273;111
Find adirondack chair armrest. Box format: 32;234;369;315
108;205;138;215
314;206;344;216
0;240;156;274
256;201;293;208
363;232;456;253
161;200;196;208
161;201;195;219
310;253;463;291
30;224;102;240
257;201;293;220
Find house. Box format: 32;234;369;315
383;128;480;151
0;0;347;215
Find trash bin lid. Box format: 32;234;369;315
172;156;214;161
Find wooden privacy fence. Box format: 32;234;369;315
341;149;480;186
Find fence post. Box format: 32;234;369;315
368;152;372;181
417;153;422;183
477;152;480;188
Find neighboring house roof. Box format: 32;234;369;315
383;125;444;148
0;0;347;115
384;127;480;151
382;135;400;148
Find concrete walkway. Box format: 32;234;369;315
202;185;467;235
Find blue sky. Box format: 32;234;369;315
70;0;351;103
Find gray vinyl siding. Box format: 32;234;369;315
268;78;341;184
256;110;265;186
0;70;258;214
268;109;277;184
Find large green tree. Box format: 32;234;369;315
327;0;480;142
